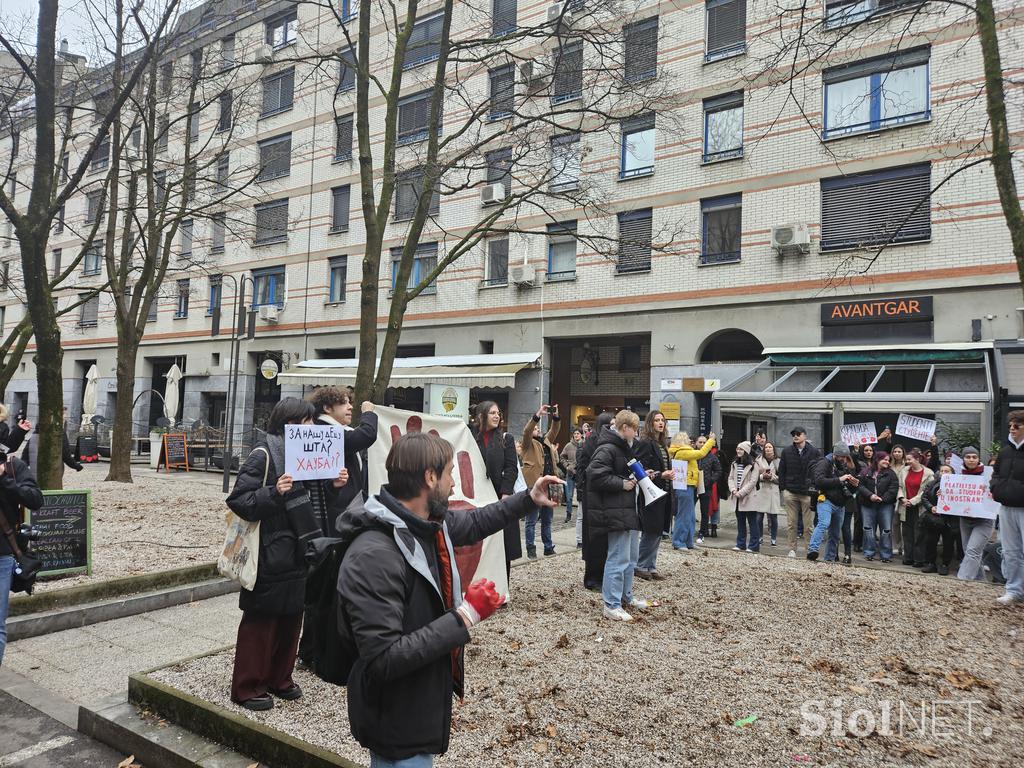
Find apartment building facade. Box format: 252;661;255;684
1;0;1021;453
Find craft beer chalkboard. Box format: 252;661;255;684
161;433;190;472
27;491;92;577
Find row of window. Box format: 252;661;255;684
71;160;932;325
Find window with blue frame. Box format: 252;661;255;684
620;114;655;179
207;276;222;315
340;0;358;22
703;91;743;162
252;266;286;307
547;221;577;280
617;209;652;273
551;44;582;103
488;66;514;119
705;0;746;62
404;12;444;70
624;17;658;82
391;242;438;295
823;47;930;139
701;194;741;265
492;0;516;36
397;90;436;145
175;279;190;318
328;256;348;302
338;47;356;93
83;245;103;275
820;163;931;250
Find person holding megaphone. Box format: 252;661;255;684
586;409;651;622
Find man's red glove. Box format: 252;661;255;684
456;578;505;628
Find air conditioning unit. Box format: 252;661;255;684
547;1;568;23
521;61;550;94
255;43;274;63
510;263;535;287
258;304;279;322
480;183;506;205
771;223;810;255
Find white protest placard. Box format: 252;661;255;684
840;422;877;446
938;473;999;520
671;459;687;490
284;424;345;481
896;414;937;442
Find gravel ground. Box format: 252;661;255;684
150;546;1024;767
34;464;227;591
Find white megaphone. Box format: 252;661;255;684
627;458;667;506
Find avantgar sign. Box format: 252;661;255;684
820;296;933;326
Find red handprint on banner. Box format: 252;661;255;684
390;414;483;586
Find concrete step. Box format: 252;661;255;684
78;698;258;768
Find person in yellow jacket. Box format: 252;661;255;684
668;431;716;550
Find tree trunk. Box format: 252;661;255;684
105;337;139;482
372;292;408;402
355;240;381;403
975;0;1024;295
0;321;32;399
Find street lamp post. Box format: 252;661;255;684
218;274;255;493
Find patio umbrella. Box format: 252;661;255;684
164;364;182;427
81;364;99;429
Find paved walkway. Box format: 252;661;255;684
0;690;131;767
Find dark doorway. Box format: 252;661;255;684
253;352;283;431
699;329;763;363
148;356;186;427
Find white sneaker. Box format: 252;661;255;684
677;546;690;552
996;594;1022;605
788;550;796;558
625;598;650;610
603;605;634;621
696;537;704;544
745;548;755;554
732;546;742;552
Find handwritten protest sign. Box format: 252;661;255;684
896;414;936;442
671;460;687;490
284;424;345;481
840;422;877;446
948;453;964;474
938;473;999;520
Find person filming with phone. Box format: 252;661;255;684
521;404;562;558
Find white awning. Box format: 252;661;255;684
278;352;542;389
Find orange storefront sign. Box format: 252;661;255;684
820;296;933;326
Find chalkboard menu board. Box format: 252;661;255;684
161;433;190;472
27;491;92;577
78;435;98;461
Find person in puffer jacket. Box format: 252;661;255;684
918;465;957;575
856;451;899;562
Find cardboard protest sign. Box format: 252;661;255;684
840;422;877;446
369;407;509;599
938;473;999;520
896;414;937;442
284;424;345;481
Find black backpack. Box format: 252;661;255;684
303;537;358;685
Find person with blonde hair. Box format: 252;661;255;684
587;409;647;621
668;430;716;551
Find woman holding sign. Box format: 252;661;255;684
957;447;995;581
226;398;347;712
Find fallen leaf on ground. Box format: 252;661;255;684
944;669;993;690
532;741;548;754
545;724;558;737
938;627;952;637
117;757;135;768
554;634;569;649
848;685;869;695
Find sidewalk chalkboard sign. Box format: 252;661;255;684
161;433;190;472
78;435;99;462
27;491;92;577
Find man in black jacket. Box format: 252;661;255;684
807;444;858;562
0;449;44;666
336;432;561;766
576;411;614;590
778;427;822;558
992;411;1024;605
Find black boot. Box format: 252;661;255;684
711;525;718;538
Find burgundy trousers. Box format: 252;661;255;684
230;610;303;703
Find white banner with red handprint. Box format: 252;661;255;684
368;407;511;599
938;473;999;519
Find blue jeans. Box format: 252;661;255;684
637;529;660;572
525;506;553;552
565;477;575;510
861;503;893;560
370;754;432;768
826;502;846;561
602;530;639;610
736;511;762;551
0;555;14;666
672;488;696;549
760;513;779;542
810;499;840;556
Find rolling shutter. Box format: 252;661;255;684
617;209;653;273
625;18;658;81
706;0;746;58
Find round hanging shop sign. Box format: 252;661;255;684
260;359;280;380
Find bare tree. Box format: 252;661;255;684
0;0;182;488
99;14;264;482
279;0;678;401
751;0;1022;290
